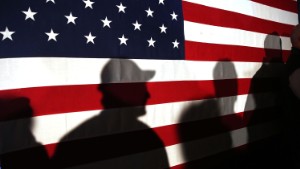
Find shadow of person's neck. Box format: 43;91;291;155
101;106;147;118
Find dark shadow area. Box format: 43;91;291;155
283;25;300;169
51;59;170;169
178;60;242;169
0;97;50;169
242;32;287;168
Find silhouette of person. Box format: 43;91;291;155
243;32;286;168
52;59;170;169
284;24;300;168
0;97;50;169
178;60;239;169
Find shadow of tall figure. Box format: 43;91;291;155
178;60;240;169
243;32;286;168
52;59;170;169
0;97;50;169
283;24;300;169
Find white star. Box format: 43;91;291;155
83;0;95;9
172;39;180;48
85;32;96;44
145;7;154;17
65;12;77;25
101;17;112;28
0;27;15;41
171;11;178;20
159;0;165;5
45;29;59;42
159;24;167;33
22;7;37;21
147;37;156;47
46;0;55;4
132;21;142;31
116;3;126;13
118;34;128;45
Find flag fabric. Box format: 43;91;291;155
0;0;298;169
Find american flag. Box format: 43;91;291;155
0;0;297;169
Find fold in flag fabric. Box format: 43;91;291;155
0;0;298;168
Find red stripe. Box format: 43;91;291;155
250;0;298;13
182;1;294;36
185;41;291;62
0;78;281;120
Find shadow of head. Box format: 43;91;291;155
290;24;300;48
264;32;282;62
0;97;34;152
213;60;238;98
0;97;33;123
98;59;155;108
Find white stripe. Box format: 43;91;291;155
184;21;292;50
0;93;276;153
0;58;281;90
183;0;298;25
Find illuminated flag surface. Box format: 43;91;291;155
0;0;298;168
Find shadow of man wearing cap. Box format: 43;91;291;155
52;59;170;169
